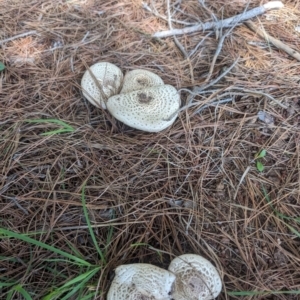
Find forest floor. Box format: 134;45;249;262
0;0;300;299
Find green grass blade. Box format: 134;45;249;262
0;228;91;267
41;128;74;136
6;289;14;300
60;267;100;300
42;267;100;300
0;282;17;288
24;118;74;130
61;267;100;289
12;285;33;300
284;223;300;238
79;292;99;300
262;187;300;223
24;118;74;135
64;239;83;258
81;183;106;264
262;186;300;239
0;62;5;71
228;290;300;296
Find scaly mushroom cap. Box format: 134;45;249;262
168;254;222;300
120;69;164;94
81;62;123;109
106;84;181;132
107;263;176;300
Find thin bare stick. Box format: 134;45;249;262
191;97;234;116
166;0;188;59
205;2;250;83
167;59;239;120
198;0;225;83
205;34;227;83
166;0;194;86
233;166;251;200
190;87;288;116
232;87;288;109
197;0;219;26
245;20;300;62
71;31;90;72
0;30;38;46
191;87;288;116
142;1;196;26
195;58;239;93
2;195;29;215
189;32;212;57
153;1;284;38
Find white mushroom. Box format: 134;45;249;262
168;254;222;300
107;263;176;300
106;84;181;132
120;69;164;94
81;62;123;109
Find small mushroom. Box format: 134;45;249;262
81;62;123;109
168;254;222;300
120;69;164;94
107;263;176;300
106;84;181;132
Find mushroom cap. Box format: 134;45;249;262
120;69;164;94
106;84;181;132
107;263;176;300
81;62;123;109
168;254;222;300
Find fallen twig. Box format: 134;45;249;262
190;87;288;117
142;2;196;26
232;87;288;109
205;33;227;83
188;32;212;57
245;20;300;62
194;58;239;93
166;0;188;59
192;97;235;115
153;1;284;38
204;2;250;83
0;30;38;46
165;59;239;120
166;0;195;85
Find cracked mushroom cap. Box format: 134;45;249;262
168;254;222;300
81;62;123;109
106;84;181;132
120;69;164;94
107;263;176;300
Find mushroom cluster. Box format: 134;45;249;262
107;254;222;300
81;62;181;132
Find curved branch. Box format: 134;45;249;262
153;1;284;38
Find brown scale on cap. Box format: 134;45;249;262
107;85;181;132
81;63;181;132
120;69;164;94
137;93;153;104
